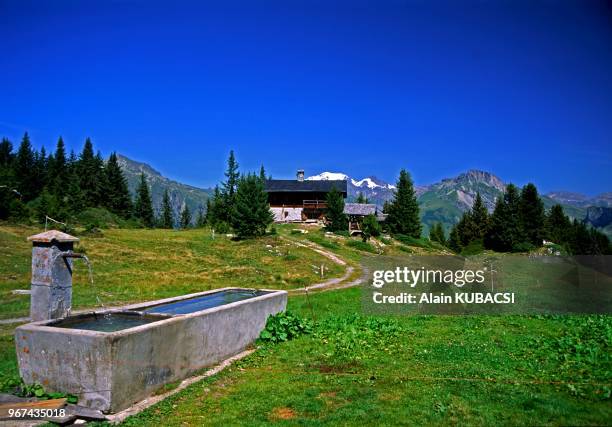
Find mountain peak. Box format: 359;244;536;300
454;169;505;191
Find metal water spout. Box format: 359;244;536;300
27;230;83;321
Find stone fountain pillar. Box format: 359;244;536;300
27;230;80;321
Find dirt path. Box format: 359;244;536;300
281;236;367;294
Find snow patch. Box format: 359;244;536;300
306;172;349;181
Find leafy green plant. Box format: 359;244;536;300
258;311;313;344
2;377;78;403
314;315;404;363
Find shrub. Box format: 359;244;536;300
361;214;381;242
461;240;484;256
76;207;120;229
258;311;313;344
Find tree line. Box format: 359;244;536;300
433;184;610;255
0;133;134;224
0;132;203;229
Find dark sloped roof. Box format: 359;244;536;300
344;203;377;216
264;180;347;193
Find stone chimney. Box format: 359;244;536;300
27;230;79;321
296;169;305;182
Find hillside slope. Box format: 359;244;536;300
117;155;212;224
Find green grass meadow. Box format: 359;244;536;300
0;223;609;426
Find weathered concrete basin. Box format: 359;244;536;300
15;287;287;413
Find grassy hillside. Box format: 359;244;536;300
117;154;212;223
119;289;611;426
0;224;345;319
0;224;609;425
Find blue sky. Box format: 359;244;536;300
1;0;611;194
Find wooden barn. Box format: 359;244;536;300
344;203;387;235
264;170;347;222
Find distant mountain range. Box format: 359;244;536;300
117;155;212;224
115;154;611;237
307;169;612;237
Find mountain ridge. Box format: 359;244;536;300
117;154;212;225
115;154;610;235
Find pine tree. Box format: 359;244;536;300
356;192;368;204
78;138;104;207
134;173;155;227
448;224;462;253
0;139;15;219
64;149;85;215
180;204;192;229
484;184;522;251
32;146;48;195
0;138;13;169
325;185;347;232
220;150;240;222
429;222;446;245
519;183;545;247
361;214;381;242
231;173;274;238
104;153;133;218
259;165;267;181
196;206;206;228
160;189;174;228
470;192;489;239
545;204;571;244
386;169;421;238
14;132;36;201
50;137;69;200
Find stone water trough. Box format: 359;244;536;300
15;231;287;413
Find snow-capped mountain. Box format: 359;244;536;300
307;172;395;190
306;172;397;205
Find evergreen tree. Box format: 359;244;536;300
386;169;421;238
78;138;104;207
325;185;347;232
196;206;206;228
456;212;476;247
34;189;56;224
484;184;522;251
429;222;446;245
0;139;15;219
356;192;368;204
0;138;13;169
470;192;489;239
361;214;381;242
220;150;240;222
545;204;571;244
160;189;174;228
231;173;274;238
180;204;192;229
448;224;462;253
14;132;36;201
259;165;267;181
105;152;133;217
134;173;155;227
519;183;546;247
51;137;69;200
64;149;85;215
32;146;48;194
